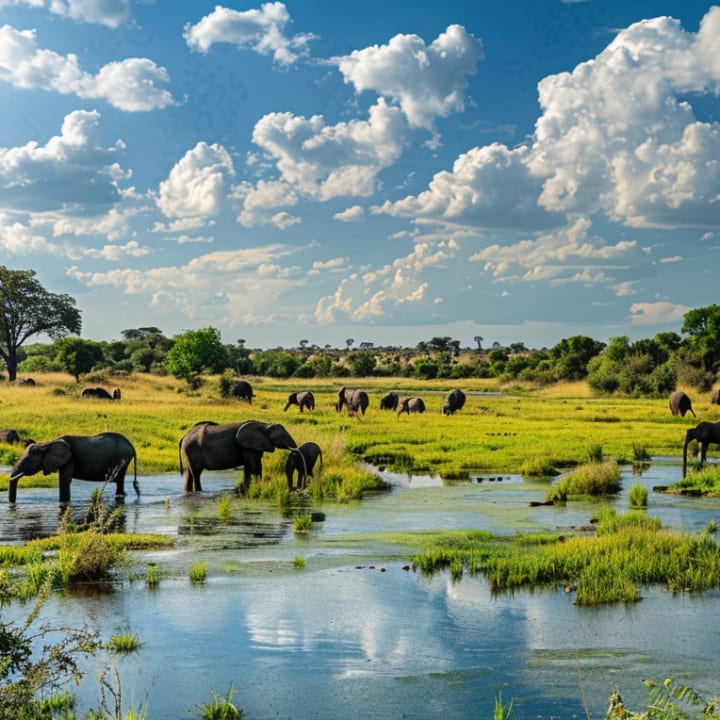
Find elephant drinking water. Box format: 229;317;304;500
683;421;720;478
9;432;139;503
179;420;298;494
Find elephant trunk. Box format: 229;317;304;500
8;473;21;503
290;447;308;486
683;434;691;478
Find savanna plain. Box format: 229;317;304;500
1;373;720;719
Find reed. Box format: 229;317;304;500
107;633;142;653
189;562;208;584
547;460;621;502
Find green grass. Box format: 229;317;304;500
404;510;720;605
547;460;622;502
190;561;208;584
0;374;708;490
106;633;142;653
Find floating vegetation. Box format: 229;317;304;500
106;633;142;654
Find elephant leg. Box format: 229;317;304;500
184;467;202;493
115;467;127;496
8;477;18;503
59;470;72;503
700;442;709;468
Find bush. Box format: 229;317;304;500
629;483;648;508
548;461;621;502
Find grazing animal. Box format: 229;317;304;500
0;428;22;444
669;391;695;418
81;386;121;400
380;392;399;411
336;387;369;416
18;377;35;386
442;389;466;415
284;391;315;413
683;421;720;477
398;397;426;417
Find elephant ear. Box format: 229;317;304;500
41;440;72;474
236;421;275;453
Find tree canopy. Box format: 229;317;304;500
0;266;81;380
165;327;229;385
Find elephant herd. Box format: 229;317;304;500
3;384;466;505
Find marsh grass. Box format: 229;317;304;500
547;460;621;502
407;509;720;605
629;483;648;507
293;514;313;533
189;561;207;584
670;466;720;496
107;633;142;653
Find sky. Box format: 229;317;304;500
0;1;718;350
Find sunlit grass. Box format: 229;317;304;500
0;372;711;488
406;509;720;605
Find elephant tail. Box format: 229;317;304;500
132;452;140;497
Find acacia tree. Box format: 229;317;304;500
0;267;81;381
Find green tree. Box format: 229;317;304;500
54;337;105;382
682;304;720;373
550;335;606;381
0;267;81;380
346;350;376;376
166;327;229;384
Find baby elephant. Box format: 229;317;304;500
398;397;426;417
285;442;323;491
81;386;121;400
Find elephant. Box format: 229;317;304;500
81;386;121;400
8;432;139;504
284;391;315;413
229;379;254;403
179;419;298;494
380;391;399;411
669;391;695;417
18;377;35;386
442;389;466;415
683;421;720;477
336;387;369;416
398;397;426;417
285;441;322;491
0;428;21;444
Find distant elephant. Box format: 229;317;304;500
669;391;695;417
18;377;35;386
398;397;426;417
8;432;139;504
443;389;466;415
179;419;298;494
380;391;399;411
285;441;322;491
81;386;121;400
284;391;315;413
711;390;720;405
229;379;254;403
0;428;21;444
336;387;369;416
683;421;720;477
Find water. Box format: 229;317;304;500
2;462;720;719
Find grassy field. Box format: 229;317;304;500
0;372;714;489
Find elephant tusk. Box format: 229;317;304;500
10;473;23;481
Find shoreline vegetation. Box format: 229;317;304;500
1;372;720;717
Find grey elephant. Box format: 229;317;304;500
669;391;696;417
683;421;720;477
442;389;466;415
398;397;426;417
229;379;254;403
8;432;139;503
336;387;369;416
81;386;121;400
0;429;22;444
285;441;322;491
379;391;399;411
284;391;315;412
179;419;298;494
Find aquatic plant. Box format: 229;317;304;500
217;494;232;522
189;562;208;584
628;483;648;508
293;514;313;534
145;564;160;588
106;633;142;654
547;460;621;502
293;556;306;568
197;683;243;720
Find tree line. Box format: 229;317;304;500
1;266;719;395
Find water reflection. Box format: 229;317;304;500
2;462;720;719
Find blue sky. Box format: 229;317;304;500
0;1;718;350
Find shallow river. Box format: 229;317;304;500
2;462;719;719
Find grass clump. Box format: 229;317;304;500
197;683;243;720
669;466;720;496
293;556;305;569
629;482;648;508
145;564;161;588
106;633;142;654
408;509;720;605
189;562;208;584
293;515;313;534
547;460;621;503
